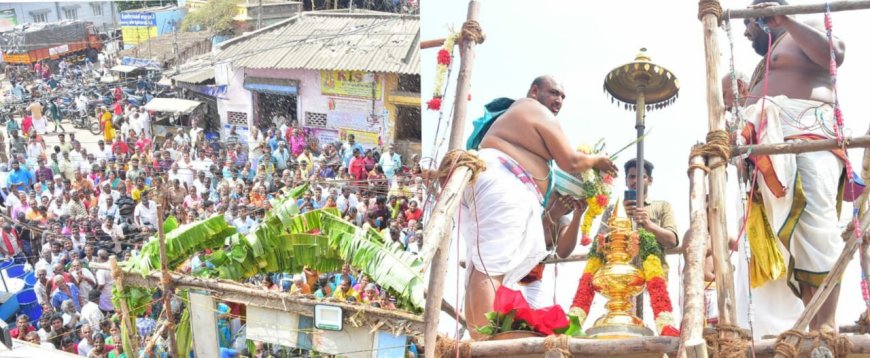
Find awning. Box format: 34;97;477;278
144;98;202;114
243;76;298;96
110;65;140;73
173;67;214;84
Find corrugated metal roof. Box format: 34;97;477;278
217;10;419;75
172;66;214;84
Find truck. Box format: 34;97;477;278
0;20;102;66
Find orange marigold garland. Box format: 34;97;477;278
428;33;457;111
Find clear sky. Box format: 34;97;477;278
421;0;870;337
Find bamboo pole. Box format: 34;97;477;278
464;336;680;356
156;189;178;358
677;152;709;358
731;135;870;157
447;0;480;151
140;314;167;358
426;1;482;356
754;334;870;356
421;38;446;49
726;0;870;19
418;166;472;271
110;257;140;356
91;263;425;335
699;0;739;343
773;220;869;357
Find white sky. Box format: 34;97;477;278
421;0;870;338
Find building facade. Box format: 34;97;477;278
0;2;119;32
214;10;420;156
119;5;186;49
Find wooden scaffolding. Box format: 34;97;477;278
421;1;870;357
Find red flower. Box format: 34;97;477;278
661;325;680;337
532;305;569;335
596;194;609;207
493;286;530;315
597;234;606;250
468;94;472;101
571;272;595;311
580;235;592;246
437;49;451;65
647;277;673;316
603;174;614;185
426;97;442;111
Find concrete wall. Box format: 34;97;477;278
0;2;119;31
217;65;394;146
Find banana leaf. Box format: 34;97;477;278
175;296;192;358
125;215;234;276
163;215;179;234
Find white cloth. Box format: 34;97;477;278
95;269;114;311
459;148;548;288
745;96;844;293
736;96;845;337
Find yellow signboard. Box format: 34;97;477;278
121;26;158;45
320;71;383;100
339;128;380;149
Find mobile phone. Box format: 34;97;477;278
624;189;637;201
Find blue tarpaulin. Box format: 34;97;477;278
121;56;161;69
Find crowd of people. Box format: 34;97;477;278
0;59;428;356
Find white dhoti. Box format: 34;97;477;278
459;148;549;290
738;96;845;335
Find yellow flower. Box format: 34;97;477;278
577;144;593;154
585;256;602;274
655;312;674;333
642;255;665;281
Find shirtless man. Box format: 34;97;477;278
461;75;617;337
742;0;845;332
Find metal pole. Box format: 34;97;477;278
633;87;645;319
635;88;646;209
257;0;262;30
173;22;180;75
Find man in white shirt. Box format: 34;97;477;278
336;187;359;214
80;290;104;333
94;250;114;313
134;191;158;231
69;259;96;305
33;268;49;306
76;324;96;356
139;107;151;138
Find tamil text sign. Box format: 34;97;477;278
119;12;157;27
320;71;382;100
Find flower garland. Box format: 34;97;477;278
427;33;457;111
576;143;614;246
568;229;679;337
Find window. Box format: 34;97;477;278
63;8;78;20
305;112;327;127
227;111;248;125
31;13;47;23
396;74;420;93
91;3;103;16
394;105;421;141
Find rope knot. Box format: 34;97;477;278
688;130;732;177
704;324;751;358
460;20;486;44
698;0;724;25
437;150;487;186
543;334;572;357
435;336;471;358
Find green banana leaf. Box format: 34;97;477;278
125;183;425;311
175;292;193;358
163;216;179;234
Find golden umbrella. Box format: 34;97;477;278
604;47;679;209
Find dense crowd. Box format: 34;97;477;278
0;61;427;357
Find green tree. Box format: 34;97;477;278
115;0;178;12
181;0;240;36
